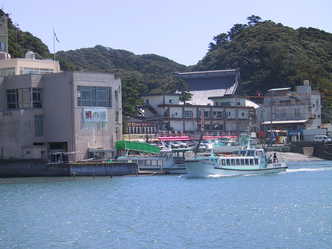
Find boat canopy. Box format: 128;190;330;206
115;140;160;154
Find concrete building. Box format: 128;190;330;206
175;69;239;105
0;14;60;76
126;93;255;136
257;80;321;139
0;51;61;76
0;72;122;161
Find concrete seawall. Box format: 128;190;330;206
69;162;138;176
0;160;138;177
290;142;332;160
0;160;69;177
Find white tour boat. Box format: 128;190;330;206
184;147;287;178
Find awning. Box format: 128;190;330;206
115;140;160;154
261;120;307;125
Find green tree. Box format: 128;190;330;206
247;15;262;26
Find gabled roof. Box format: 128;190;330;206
175;69;239;105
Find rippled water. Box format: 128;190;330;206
1;161;332;249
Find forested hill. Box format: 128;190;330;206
3;10;50;58
4;9;332;119
193;16;332;117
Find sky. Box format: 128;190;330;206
3;0;332;66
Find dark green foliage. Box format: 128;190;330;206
3;10;51;58
247;15;262;26
196;17;332;121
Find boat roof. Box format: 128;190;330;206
262;120;307;125
115;140;160;154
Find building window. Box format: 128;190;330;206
7;89;18;109
169;99;173;104
204;111;209;118
7;88;42;109
77;86;112;107
183;111;193;118
19;88;32;108
115;90;119;105
0;67;15;76
32;88;42;108
115;111;119;122
21;68;54;75
34;115;44;137
145;99;149;104
217;112;222;118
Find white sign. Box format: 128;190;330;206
83;108;108;122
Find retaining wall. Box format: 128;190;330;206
0;160;69;177
0;160;138;177
69;163;138;176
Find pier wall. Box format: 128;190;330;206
0;160;138;177
69;163;138;176
290;142;332;160
0;160;69;177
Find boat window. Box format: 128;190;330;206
254;158;259;165
248;150;255;157
249;159;254;165
245;159;249;165
221;159;225;165
241;159;245;165
231;159;235;165
236;159;240;165
226;159;230;166
256;151;264;157
241;151;246;156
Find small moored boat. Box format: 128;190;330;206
116;140;185;174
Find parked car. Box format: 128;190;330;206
313;135;332;143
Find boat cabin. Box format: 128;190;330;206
217;149;266;167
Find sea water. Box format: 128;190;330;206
0;161;332;249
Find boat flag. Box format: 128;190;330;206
53;29;60;43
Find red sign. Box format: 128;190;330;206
158;136;191;141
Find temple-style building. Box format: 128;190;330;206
175;69;239;105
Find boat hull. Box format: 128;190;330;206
214;164;287;176
184;159;219;178
185;160;287;178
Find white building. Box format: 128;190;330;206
125;94;256;136
257;80;322;138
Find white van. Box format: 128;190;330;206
313;135;331;143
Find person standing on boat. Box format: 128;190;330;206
273;152;278;163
